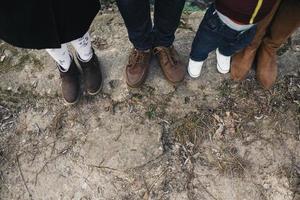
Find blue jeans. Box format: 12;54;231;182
116;0;186;50
190;4;257;62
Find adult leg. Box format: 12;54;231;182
116;0;152;88
153;0;186;47
257;0;300;89
116;0;153;50
152;0;186;84
230;0;282;81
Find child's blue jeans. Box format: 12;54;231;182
190;4;257;62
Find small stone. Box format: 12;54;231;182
0;55;5;62
4;49;13;57
32;80;38;88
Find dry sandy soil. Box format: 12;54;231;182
0;9;299;200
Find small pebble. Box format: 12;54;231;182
0;55;5;62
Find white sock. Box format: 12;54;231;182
71;32;93;62
46;44;71;72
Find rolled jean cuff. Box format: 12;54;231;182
189;54;207;62
133;44;153;51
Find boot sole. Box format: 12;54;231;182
126;77;147;88
60;82;82;106
87;82;103;96
63;94;81;106
125;66;150;88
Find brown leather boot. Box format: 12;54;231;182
77;50;103;95
59;60;81;105
125;49;151;88
257;0;300;89
153;46;186;84
231;0;282;81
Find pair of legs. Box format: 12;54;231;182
116;0;186;50
188;4;256;78
116;0;187;87
231;0;300;89
46;32;102;105
46;32;93;71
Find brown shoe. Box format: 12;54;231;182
59;60;81;105
125;49;151;88
256;0;300;89
153;46;186;84
77;50;103;95
230;0;282;81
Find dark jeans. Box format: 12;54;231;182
116;0;186;50
190;4;257;62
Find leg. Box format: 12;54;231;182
190;5;220;62
218;26;257;57
153;0;186;47
188;4;221;78
152;0;186;83
190;27;220;62
46;45;81;105
216;27;256;74
116;0;153;50
72;32;103;95
71;32;93;61
230;0;282;81
46;44;71;71
116;0;152;87
257;0;300;89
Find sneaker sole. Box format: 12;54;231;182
217;63;230;74
187;66;201;78
159;64;185;85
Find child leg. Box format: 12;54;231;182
189;6;220;62
46;44;72;71
188;5;221;77
46;44;81;105
72;32;103;95
218;27;257;57
71;32;93;62
217;27;257;74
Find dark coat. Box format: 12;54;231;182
0;0;100;49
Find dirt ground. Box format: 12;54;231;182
0;9;299;200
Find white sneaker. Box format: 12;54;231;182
188;58;204;78
216;49;231;74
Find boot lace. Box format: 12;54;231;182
128;49;147;66
154;47;178;67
